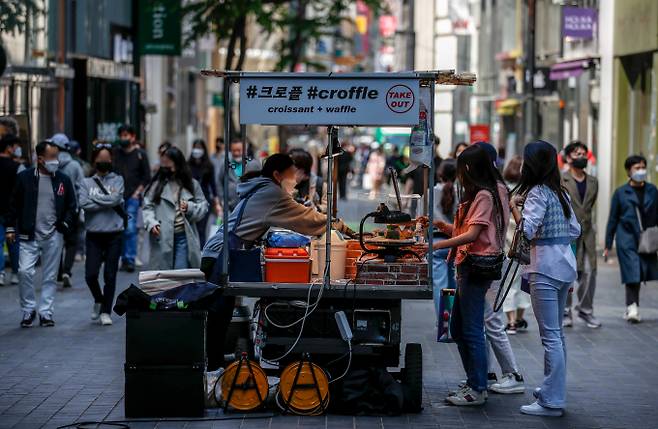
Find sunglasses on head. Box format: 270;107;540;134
95;143;113;149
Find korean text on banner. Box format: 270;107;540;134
239;78;420;126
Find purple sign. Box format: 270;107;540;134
562;7;597;39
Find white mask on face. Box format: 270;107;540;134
44;159;59;174
631;169;648;183
191;148;204;159
281;178;297;195
13;146;22;158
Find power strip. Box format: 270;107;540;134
334;311;353;342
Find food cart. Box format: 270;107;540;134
200;70;476;414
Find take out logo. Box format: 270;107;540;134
386;84;415;113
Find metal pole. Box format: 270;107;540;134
240;123;247;172
221;79;232;285
324;126;334;290
524;0;537;142
427;81;435;291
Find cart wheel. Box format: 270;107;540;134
403;343;423;412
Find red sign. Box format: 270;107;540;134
469;124;490;143
386;85;415;114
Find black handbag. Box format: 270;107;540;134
210;184;267;284
462;188;506;281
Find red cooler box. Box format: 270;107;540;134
264;248;311;283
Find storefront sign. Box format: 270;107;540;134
239;77;420;126
138;0;181;56
469;124;490;143
87;58;134;81
562;7;597;39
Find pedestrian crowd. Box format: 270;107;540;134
0;115;656;419
421;136;657;417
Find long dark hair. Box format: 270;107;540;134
145;146;195;204
438;159;456;217
240;153;293;183
515;140;571;218
456;144;503;226
188;139;213;179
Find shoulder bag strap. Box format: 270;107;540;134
635;206;645;232
231;182;268;233
92;176;128;225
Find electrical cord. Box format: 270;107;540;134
260;265;329;364
55;413;277;429
328;340;352;384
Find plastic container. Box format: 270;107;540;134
264;248;311;283
313;230;347;280
386;193;422;218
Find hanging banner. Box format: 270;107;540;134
138;0;182;56
239;77;420;126
562;7;597;39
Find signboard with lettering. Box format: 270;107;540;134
239;77;420;126
562;7;597;39
138;0;182;56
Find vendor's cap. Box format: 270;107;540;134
49;133;70;150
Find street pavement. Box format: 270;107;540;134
1;195;658;428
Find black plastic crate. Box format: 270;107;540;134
126;311;207;366
124;363;205;417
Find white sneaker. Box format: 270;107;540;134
10;273;18;284
445;385;486;406
91;303;102;320
100;313;113;326
625;303;641;323
0;272;5;286
490;372;525;394
520;401;563;417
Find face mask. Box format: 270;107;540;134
44;159;59;174
96;162;112;173
119;139;131;148
191;148;204;159
571;157;588;169
160;167;173;178
13;146;22;158
281;178;297;195
631;169;647;183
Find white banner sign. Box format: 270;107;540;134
239;78;420;126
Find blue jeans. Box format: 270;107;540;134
122;197;140;265
432;245;456;322
450;266;491;392
0;224;19;273
173;232;189;269
18;233;64;316
529;274;570;409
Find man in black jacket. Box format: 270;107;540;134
5;140;77;327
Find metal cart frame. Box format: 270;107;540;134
199;69;475;397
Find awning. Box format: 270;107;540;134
495;98;521;116
549;59;590;80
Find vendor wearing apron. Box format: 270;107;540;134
201;153;353;370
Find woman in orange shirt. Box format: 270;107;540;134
432;144;510;406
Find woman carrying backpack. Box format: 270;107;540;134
509;140;581;417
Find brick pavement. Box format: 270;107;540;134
1;255;657;429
